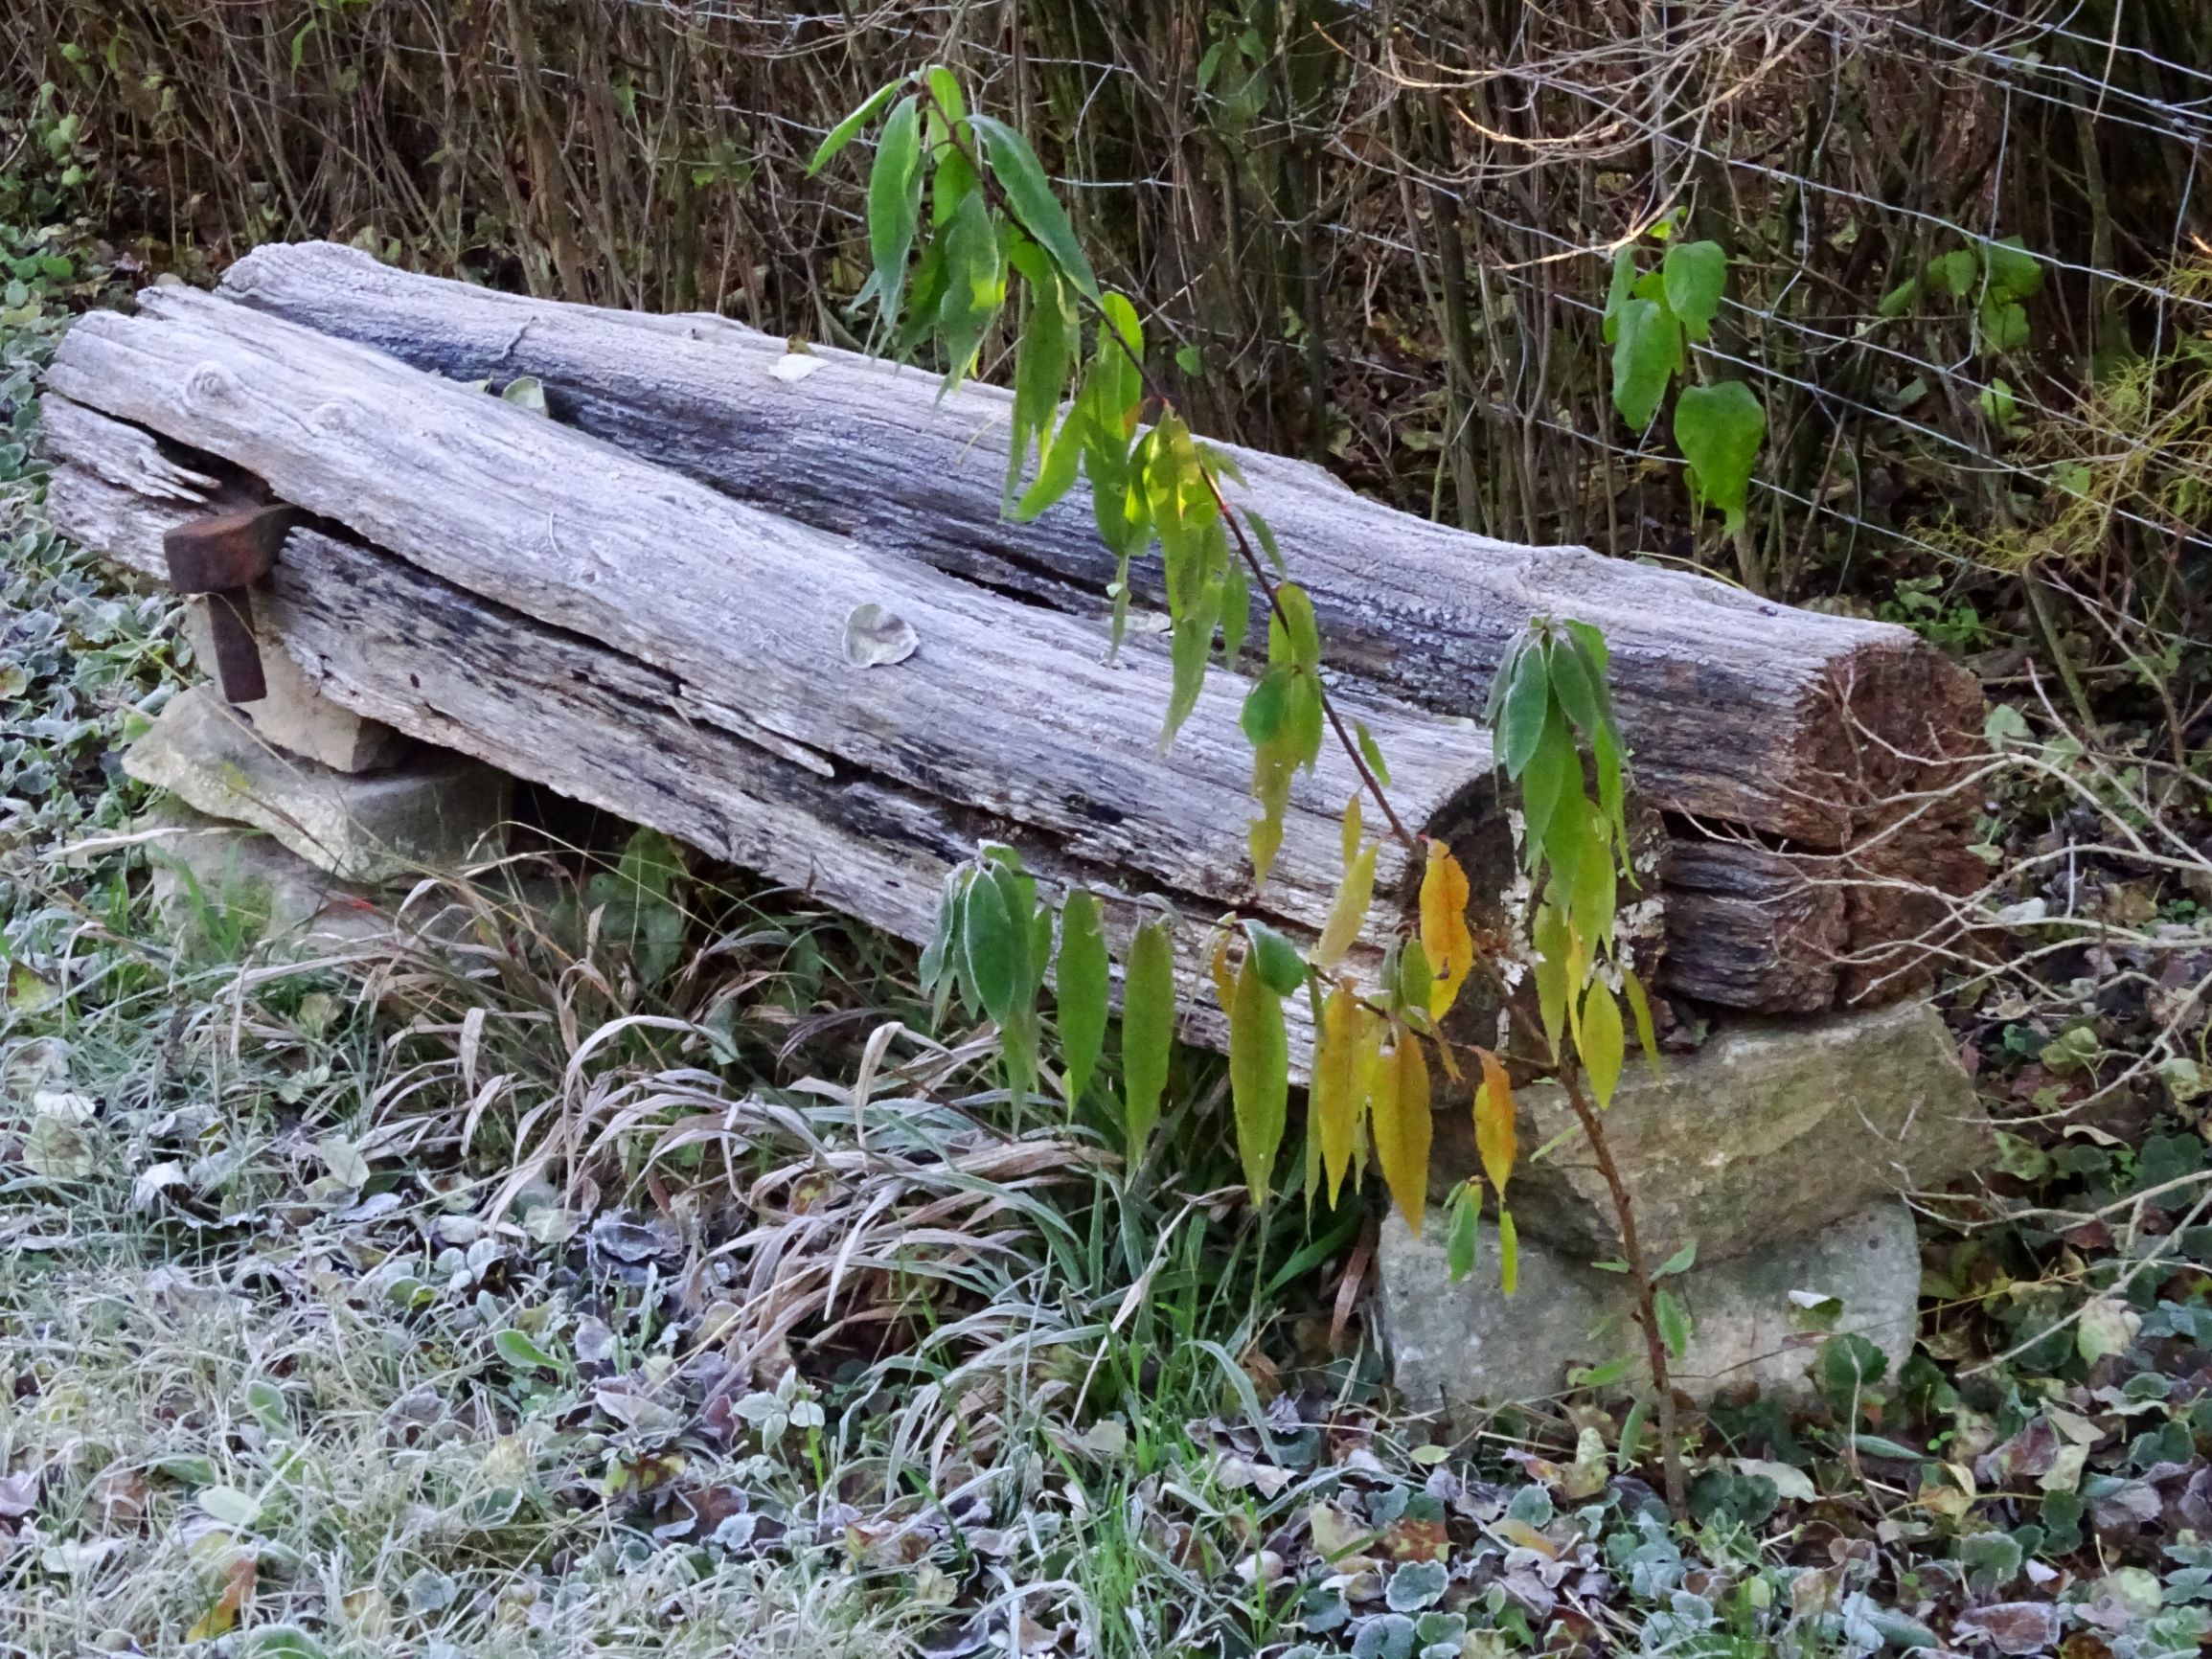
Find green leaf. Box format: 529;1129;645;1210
1979;296;2031;353
1654;1239;1697;1277
969;113;1101;303
1622;968;1661;1068
935;187;1006;386
1164;574;1222;747
1878;276;1921;318
1243;920;1309;997
1653;1287;1692;1359
961;865;1019;1022
807;79;904;175
1982;235;2043;300
1005;245;1073;501
1517;709;1577;863
1661;239;1728;341
865;95;924;332
1245;506;1286;574
919;869;965;995
494;1329;559;1373
198;1484;262;1530
1602;246;1637;345
1394;937;1434;1025
1497;1205;1519;1296
1219;561;1250;666
1927;248;1976;300
1355;720;1391;788
1446;1184;1482;1282
1495;636;1552;779
246;1629;331;1659
1121;920;1175;1163
1610;296;1681;431
1581;978;1626;1109
1545;631;1601;739
1227;958;1289;1206
1241;666;1291;744
1674;379;1766;534
1269;581;1322;672
1057;890;1108;1105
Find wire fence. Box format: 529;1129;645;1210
5;0;2207;730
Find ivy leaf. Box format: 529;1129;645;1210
1979;296;2031;353
1121;920;1175;1164
1315;985;1363;1206
1982;235;2044;301
1610;297;1681;431
1927;248;1977;299
969;112;1101;303
864;94;924;332
1581;978;1626;1109
807;79;904;175
1675;379;1766;534
1472;1047;1516;1198
1056;890;1108;1105
1371;1025;1433;1237
1418;842;1476;1018
1661;239;1727;341
1227;957;1289;1206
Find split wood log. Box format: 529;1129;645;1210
217;241;1983;855
37;310;1544;1068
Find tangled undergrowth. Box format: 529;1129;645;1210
3;203;2212;1659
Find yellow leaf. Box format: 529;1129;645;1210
1581;978;1626;1109
187;1554;257;1641
1622;966;1662;1074
1371;1022;1433;1237
1249;744;1294;887
1227;957;1289;1206
1209;927;1237;1014
1340;793;1363;868
1314;983;1362;1205
1497;1205;1519;1296
1471;1046;1516;1198
1419;841;1476;1018
1531;900;1569;1059
1313;842;1379;968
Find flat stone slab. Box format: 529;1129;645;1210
124;683;509;884
1379;1198;1921;1411
1430;1000;1988;1266
184;598;405;773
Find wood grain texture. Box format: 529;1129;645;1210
43;289;1502;954
40;399;1526;1068
217;239;1984;852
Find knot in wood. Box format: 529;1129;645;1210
185;362;239;407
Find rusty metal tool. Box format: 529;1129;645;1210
163;504;301;704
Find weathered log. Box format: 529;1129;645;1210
36;368;1532;1069
216;240;1983;857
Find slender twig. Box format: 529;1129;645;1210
917;79;1415;849
1553;1055;1686;1517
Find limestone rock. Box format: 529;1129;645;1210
139;800;390;951
183;597;405;773
124;684;510;884
1378;1198;1922;1411
1430;1000;1987;1266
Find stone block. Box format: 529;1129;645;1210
1378;1198;1921;1411
139;800;391;952
1430;1000;1988;1266
125;683;510;884
184;598;405;773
